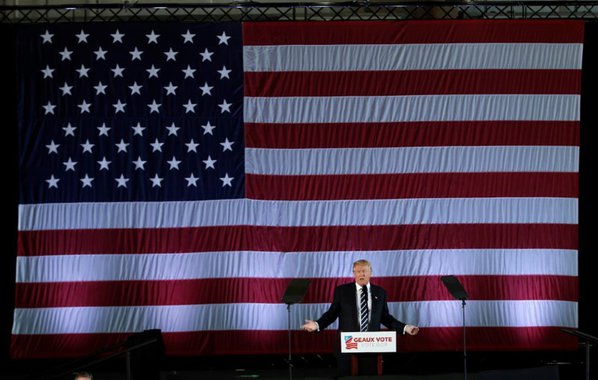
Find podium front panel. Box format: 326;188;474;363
340;331;397;353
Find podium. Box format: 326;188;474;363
340;331;397;376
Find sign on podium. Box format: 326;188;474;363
340;331;397;375
340;331;397;353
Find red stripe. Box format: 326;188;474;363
14;275;577;308
18;224;578;256
244;70;581;97
10;327;577;358
243;20;584;45
245;121;579;148
246;173;578;200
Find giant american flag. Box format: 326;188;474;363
13;20;581;358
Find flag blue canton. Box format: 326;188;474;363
18;23;244;203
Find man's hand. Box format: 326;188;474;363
302;320;318;332
405;324;420;335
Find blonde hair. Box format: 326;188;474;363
73;372;93;380
352;259;372;272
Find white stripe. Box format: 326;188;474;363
18;198;578;230
392;300;578;328
16;249;577;283
246;146;579;175
244;95;580;123
12;300;577;334
243;44;583;71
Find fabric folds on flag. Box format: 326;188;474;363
13;20;582;358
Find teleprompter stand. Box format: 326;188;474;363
281;279;310;380
441;275;469;380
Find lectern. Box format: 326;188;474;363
340;331;396;376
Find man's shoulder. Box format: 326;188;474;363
370;284;388;295
336;282;356;291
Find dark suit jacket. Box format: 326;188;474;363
316;282;406;332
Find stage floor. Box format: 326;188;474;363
1;351;583;380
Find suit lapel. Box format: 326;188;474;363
369;286;382;328
348;284;359;330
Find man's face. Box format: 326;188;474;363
353;264;371;286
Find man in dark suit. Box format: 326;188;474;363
302;259;419;376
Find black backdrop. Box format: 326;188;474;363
0;20;597;377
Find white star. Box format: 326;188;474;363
80;174;94;188
116;139;129;153
183;99;196;113
132;122;145;136
150;174;163;188
218;65;231;79
218;99;232;113
59;82;73;95
147;65;160;78
46;140;59;154
81;139;94;153
111;64;125;78
164;82;177;95
166;122;179;136
59;47;73;61
146;30;160;44
182;30;195;43
185;139;199;153
147;100;161;113
113;100;126;113
203;155;217;169
115;174;129;188
220;173;234;187
129;47;143;60
129;82;142;95
42;101;56;115
182;65;196;79
78;100;91;113
133;156;146;170
40;30;54;44
97;157;111;170
63;158;77;171
185;173;200;187
199;48;213;62
76;64;90;78
199;82;213;96
97;123;110;136
76;30;89;43
217;31;231;45
201;121;216;135
41;65;54;78
94;47;107;60
221;138;234;151
111;29;124;43
164;48;178;61
46;175;59;188
94;81;107;95
62;122;76;136
150;138;164;152
167;156;181;170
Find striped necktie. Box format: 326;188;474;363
359;285;369;332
